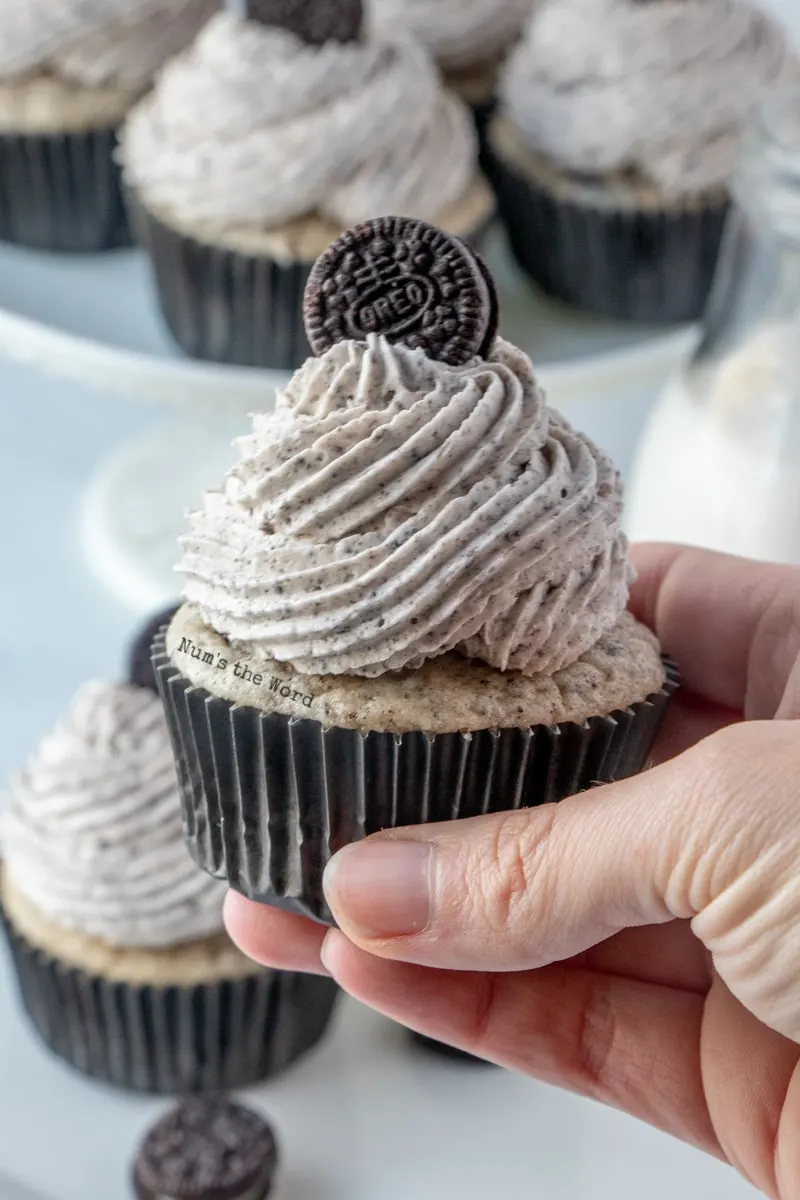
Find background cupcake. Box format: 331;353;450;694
369;0;533;139
0;621;338;1092
487;0;798;323
0;0;215;251
120;4;495;370
155;217;676;925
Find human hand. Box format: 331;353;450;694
225;544;800;1198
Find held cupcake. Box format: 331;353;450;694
119;0;495;371
368;0;533;139
154;217;677;925
0;0;215;251
0;611;338;1093
487;0;798;323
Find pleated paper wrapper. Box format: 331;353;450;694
154;631;678;926
0;128;131;252
1;910;338;1094
485;135;728;324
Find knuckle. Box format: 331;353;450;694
573;974;618;1095
463;806;560;939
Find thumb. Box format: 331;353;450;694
324;721;800;1036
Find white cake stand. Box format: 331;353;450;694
0;229;695;612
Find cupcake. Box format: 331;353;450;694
0;611;338;1092
119;2;495;371
368;0;533;142
154;216;677;925
0;0;215;251
486;0;798;323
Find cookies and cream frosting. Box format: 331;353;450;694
180;335;632;678
369;0;532;71
120;12;478;229
1;683;226;949
0;0;216;91
501;0;798;198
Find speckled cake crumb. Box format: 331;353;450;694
166;604;666;734
1;871;259;986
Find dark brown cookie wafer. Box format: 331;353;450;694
303;216;496;366
132;1097;278;1200
244;0;363;45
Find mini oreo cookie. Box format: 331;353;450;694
133;1097;278;1200
244;0;363;44
303;216;498;367
128;604;182;694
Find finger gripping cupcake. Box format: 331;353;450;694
155;217;676;923
488;0;798;322
1;622;338;1091
120;8;494;369
0;0;215;250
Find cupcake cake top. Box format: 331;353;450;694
0;0;216;90
180;217;632;679
369;0;533;72
501;0;798;199
120;9;479;229
1;679;226;949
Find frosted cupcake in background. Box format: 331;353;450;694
486;0;798;323
0;0;215;251
0;607;338;1093
154;216;677;925
120;0;495;370
368;0;533;138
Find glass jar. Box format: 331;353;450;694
627;86;800;564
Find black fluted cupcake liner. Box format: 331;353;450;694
130;198;313;371
1;909;338;1094
486;141;729;324
0;128;132;252
130;197;495;372
153;632;678;925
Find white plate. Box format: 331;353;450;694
0;227;694;408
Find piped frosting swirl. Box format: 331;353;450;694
180;335;632;678
369;0;533;71
0;0;216;90
501;0;798;198
1;683;226;949
120;12;478;228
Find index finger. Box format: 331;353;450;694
628;543;800;719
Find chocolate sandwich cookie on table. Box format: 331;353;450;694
119;0;494;371
132;1097;279;1200
0;606;338;1094
155;216;678;925
0;0;215;251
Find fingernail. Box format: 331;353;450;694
323;840;433;939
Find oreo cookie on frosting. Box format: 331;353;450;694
244;0;363;44
303;216;499;365
133;1097;279;1200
